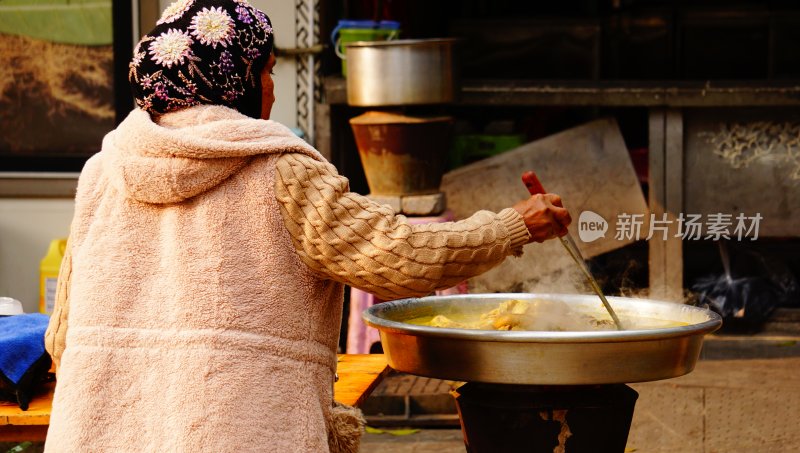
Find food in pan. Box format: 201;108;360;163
427;299;533;330
408;298;686;332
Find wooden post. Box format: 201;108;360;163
313;102;332;160
648;108;684;301
137;0;160;39
664;109;685;301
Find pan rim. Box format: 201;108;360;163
362;293;723;343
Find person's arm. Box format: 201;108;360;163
44;238;72;374
274;153;532;301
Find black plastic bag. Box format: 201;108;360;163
692;241;798;331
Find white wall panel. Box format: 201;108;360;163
0;199;73;313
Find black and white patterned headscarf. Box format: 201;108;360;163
128;0;274;118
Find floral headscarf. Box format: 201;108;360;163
129;0;274;118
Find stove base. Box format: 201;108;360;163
452;383;638;453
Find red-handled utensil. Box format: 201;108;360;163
522;171;625;330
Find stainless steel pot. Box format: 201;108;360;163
363;293;722;385
345;38;458;106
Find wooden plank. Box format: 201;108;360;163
663;109;684;301
648;108;668;300
460;82;800;107
0;382;53;426
0;174;78;198
0;381;53;441
0;425;48;442
323;77;800;107
648;107;684;301
442;118;649;293
333;354;390;408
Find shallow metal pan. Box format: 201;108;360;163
363;293;722;385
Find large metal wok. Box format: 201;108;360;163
363;293;722;385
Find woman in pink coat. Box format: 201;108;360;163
44;1;571;451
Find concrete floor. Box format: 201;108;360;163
359;336;800;452
360;429;465;453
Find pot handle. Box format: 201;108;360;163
333;29;401;60
334;37;346;60
331;22;348;60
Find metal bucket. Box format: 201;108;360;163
349;111;452;195
363;293;722;385
345;38;458;106
331;19;401;76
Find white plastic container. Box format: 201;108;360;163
0;297;24;316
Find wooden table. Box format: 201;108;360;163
0;354;389;442
333;354;390;407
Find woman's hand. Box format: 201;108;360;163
512;194;572;243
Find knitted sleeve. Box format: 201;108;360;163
274;153;530;300
45;237;72;374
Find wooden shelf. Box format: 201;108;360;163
323;77;800;107
0;173;79;198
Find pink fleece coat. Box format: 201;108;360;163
45;105;530;452
45;106;343;452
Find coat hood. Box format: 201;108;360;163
101;105;321;204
